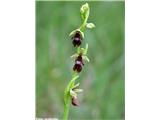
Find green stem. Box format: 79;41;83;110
79;18;87;32
63;3;91;119
63;72;78;120
79;8;89;32
63;98;71;120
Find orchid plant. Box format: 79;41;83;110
63;3;95;120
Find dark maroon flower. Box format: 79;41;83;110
72;32;82;47
71;96;79;106
75;55;84;65
73;61;83;73
73;54;84;73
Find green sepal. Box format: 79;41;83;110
70;89;77;97
70;53;78;59
73;89;83;93
82;56;90;62
71;82;80;89
69;29;84;39
86;23;95;29
69;29;77;37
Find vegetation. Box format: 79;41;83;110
36;1;124;119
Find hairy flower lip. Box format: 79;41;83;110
72;38;81;47
72;31;83;47
75;55;84;65
73;61;83;73
73;54;85;73
71;96;79;106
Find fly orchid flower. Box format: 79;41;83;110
69;82;83;106
71;44;90;73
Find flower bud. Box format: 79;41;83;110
80;3;89;20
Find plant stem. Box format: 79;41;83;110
80;6;89;32
63;72;78;120
79;18;88;32
63;3;92;120
63;98;71;120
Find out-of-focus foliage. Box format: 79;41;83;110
36;1;125;120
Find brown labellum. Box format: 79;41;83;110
73;54;84;73
71;96;79;106
73;61;83;73
72;31;82;47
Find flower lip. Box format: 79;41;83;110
75;55;84;65
76;60;82;65
72;31;83;47
72;37;81;47
73;61;83;73
71;96;79;106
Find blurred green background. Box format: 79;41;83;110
36;1;124;120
